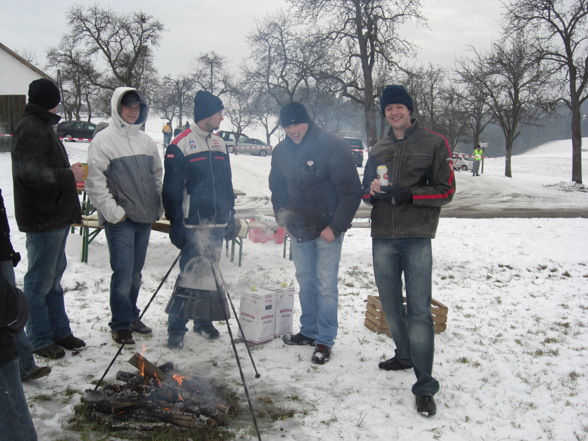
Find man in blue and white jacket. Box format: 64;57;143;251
162;90;234;349
85;87;163;346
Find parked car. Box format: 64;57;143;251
56;121;97;141
233;137;273;157
452;152;474;171
343;137;365;167
215;130;250;153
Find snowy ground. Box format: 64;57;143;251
2;119;588;441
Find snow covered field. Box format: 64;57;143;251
1;119;587;441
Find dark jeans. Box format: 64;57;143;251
167;227;224;336
0;358;38;440
104;219;152;331
373;237;440;396
23;228;72;351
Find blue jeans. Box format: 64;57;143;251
104;219;152;331
0;359;37;440
168;227;224;335
373;237;439;396
290;234;344;348
0;260;37;378
23;228;72;351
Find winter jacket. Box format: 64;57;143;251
0;275;28;367
269;123;362;242
0;189;18;265
362;120;455;239
11;103;81;232
85;87;163;225
162;124;234;227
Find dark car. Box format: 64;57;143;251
56;121;97;141
343;138;364;167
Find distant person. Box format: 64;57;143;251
362;85;455;417
269;102;362;365
184;121;190;130
11;78;86;360
162;121;172;148
174;124;183;137
0;273;38;440
85;87;163;345
163;90;235;349
0;188;51;381
472;144;483;176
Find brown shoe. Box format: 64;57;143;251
131;319;152;335
22;366;52;381
34;344;66;359
56;334;86;350
112;329;135;345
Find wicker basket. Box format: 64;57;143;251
364;295;448;336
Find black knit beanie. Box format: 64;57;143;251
121;91;142;106
279;102;311;128
193;90;224;122
380;85;413;115
28;78;61;110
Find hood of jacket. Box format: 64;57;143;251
110;87;148;134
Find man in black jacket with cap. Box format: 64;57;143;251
11;78;86;359
162;90;235;349
269;102;362;365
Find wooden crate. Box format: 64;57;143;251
364;295;448;336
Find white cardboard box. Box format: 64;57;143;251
274;286;295;337
237;289;275;343
237;286;296;343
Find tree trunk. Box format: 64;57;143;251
504;137;513;178
570;104;583;184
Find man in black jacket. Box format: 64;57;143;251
269;102;362;365
0;274;38;440
11;79;86;359
362;85;455;417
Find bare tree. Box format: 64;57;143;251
506;0;588;183
457;33;554;177
152;74;196;126
55;4;164;92
191;52;232;97
288;0;425;147
224;84;257;143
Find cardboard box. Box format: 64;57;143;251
274;286;295;337
237;289;275;343
237;286;296;343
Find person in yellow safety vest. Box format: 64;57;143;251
472;145;483;176
162;122;172;148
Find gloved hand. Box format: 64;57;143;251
225;218;241;242
374;186;412;204
169;223;187;249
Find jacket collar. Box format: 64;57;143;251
26;103;61;126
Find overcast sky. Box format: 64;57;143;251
0;0;505;77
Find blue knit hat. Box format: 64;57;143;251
193;90;224;122
380;85;414;115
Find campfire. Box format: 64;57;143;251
84;353;233;431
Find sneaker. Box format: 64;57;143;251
131;319;152;335
193;321;220;339
112;329;135;345
22;366;52;381
311;344;331;364
167;334;184;349
34;344;65;359
416;395;437;417
282;332;315;346
378;356;413;371
56;334;86;350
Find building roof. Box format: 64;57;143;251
0;41;53;81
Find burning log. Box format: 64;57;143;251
128;353;167;382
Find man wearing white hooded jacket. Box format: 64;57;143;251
85;87;163;345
